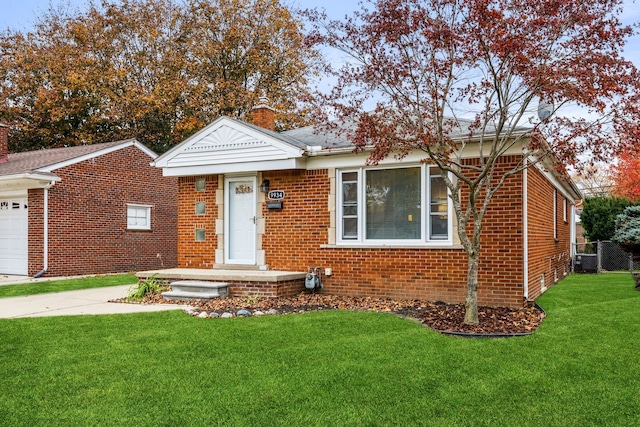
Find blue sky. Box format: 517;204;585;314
0;0;358;30
3;0;639;60
2;0;640;120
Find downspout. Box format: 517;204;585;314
34;182;55;278
523;167;529;300
570;203;576;258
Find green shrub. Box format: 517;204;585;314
612;205;640;254
127;275;164;302
581;196;633;241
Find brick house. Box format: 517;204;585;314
150;105;579;307
0;123;177;277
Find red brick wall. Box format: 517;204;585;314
227;279;305;298
251;106;275;131
526;166;572;300
28;189;45;273
175;155;571;307
463;155;526;306
177;175;218;268
27;145;178;276
260;169;474;303
261;157;523;307
262;169;331;268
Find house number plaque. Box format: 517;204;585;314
268;190;285;200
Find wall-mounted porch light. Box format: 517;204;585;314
260;179;270;193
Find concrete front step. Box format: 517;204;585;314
162;280;229;301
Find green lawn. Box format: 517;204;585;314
0;274;137;298
0;274;638;426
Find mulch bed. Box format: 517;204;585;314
122;291;545;337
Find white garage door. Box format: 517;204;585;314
0;198;28;275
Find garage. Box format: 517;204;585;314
0;197;28;275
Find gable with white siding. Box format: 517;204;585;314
154;117;306;176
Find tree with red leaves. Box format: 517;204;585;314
611;152;640;202
305;0;640;323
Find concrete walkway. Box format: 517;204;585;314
0;285;192;319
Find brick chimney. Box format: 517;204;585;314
252;97;275;131
0;123;8;163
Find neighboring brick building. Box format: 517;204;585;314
152;110;579;308
0;126;177;277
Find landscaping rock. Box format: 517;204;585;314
198;311;209;318
209;312;220;318
254;310;265;316
221;312;233;318
237;309;252;317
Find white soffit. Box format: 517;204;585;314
0;173;60;192
156;118;304;172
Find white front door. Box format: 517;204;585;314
225;177;257;265
0;197;29;275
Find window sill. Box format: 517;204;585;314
321;243;464;250
127;228;152;232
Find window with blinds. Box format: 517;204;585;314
337;166;451;244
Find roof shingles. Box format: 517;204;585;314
0;139;136;177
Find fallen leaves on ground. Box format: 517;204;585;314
119;291;545;336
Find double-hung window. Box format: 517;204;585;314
337;165;451;244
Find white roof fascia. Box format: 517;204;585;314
37;139;156;173
0;172;61;183
304;132;529;162
532;158;581;201
0;173;61;191
131;140;158;159
161;158;307;177
306;142;527;170
153;117;304;169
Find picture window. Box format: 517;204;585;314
337;166;451;244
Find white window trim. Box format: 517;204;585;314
337;168;361;242
336;164;453;247
127;204;152;230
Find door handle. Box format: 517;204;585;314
250;216;257;224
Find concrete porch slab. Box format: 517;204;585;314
136;268;308;298
136;268;307;283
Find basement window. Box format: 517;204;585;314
195;228;206;241
127;204;152;230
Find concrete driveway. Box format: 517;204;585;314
0;284;192;319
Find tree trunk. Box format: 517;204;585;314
464;252;480;324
